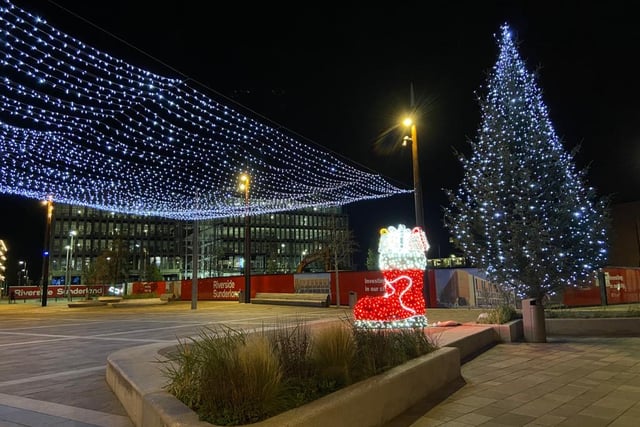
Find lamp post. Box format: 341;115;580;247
0;241;6;296
41;196;53;306
191;219;199;310
64;245;71;298
238;172;251;303
280;243;286;272
402;117;425;229
402;116;432;308
18;260;26;286
106;256;112;289
143;247;147;280
65;230;76;301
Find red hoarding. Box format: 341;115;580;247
177;270;439;308
563;267;640;306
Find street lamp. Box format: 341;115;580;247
143;247;147;280
41;196;53;307
280;243;286;272
135;243;147;280
106;256;113;289
402;116;432;309
238;172;251;303
65;230;77;301
18;261;29;286
0;240;6;296
64;245;71;298
402;117;425;229
18;260;27;286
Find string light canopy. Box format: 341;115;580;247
0;0;410;220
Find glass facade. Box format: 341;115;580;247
50;204;184;284
184;207;352;278
49;204;352;284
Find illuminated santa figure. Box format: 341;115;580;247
354;224;429;328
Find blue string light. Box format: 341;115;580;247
0;0;410;220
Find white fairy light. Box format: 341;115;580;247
0;1;410;219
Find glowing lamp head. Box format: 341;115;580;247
238;173;250;193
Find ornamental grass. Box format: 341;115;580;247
161;317;437;426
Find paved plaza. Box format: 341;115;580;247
1;299;640;426
387;336;640;427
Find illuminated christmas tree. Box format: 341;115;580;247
444;24;609;307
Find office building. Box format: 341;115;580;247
49;204;352;285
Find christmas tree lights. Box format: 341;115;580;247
354;224;429;328
0;0;410;219
444;24;609;300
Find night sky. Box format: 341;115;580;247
1;0;639;280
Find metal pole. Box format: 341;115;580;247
238;173;251;304
244;213;251;303
41;198;53;307
410;124;425;229
191;219;198;310
410;120;430;308
70;233;75;300
65;245;70;300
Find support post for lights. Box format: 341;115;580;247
65;245;71;299
65;230;76;301
18;260;26;286
191;218;199;310
239;173;251;303
41;197;53;307
403;116;431;308
403;118;425;229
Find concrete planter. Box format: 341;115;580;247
490;319;523;342
106;343;462;427
546;317;640;336
475;317;640;340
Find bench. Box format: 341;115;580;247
251;292;330;308
68;300;108;308
98;296;123;303
160;293;176;302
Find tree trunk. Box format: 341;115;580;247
521;297;546;342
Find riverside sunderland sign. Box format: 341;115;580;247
9;286;108;299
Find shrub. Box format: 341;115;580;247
351;326;396;378
545;305;640;318
267;317;313;380
162;326;283;425
161;339;200;409
477;304;517;324
212;335;282;424
351;325;437;380
310;323;356;388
